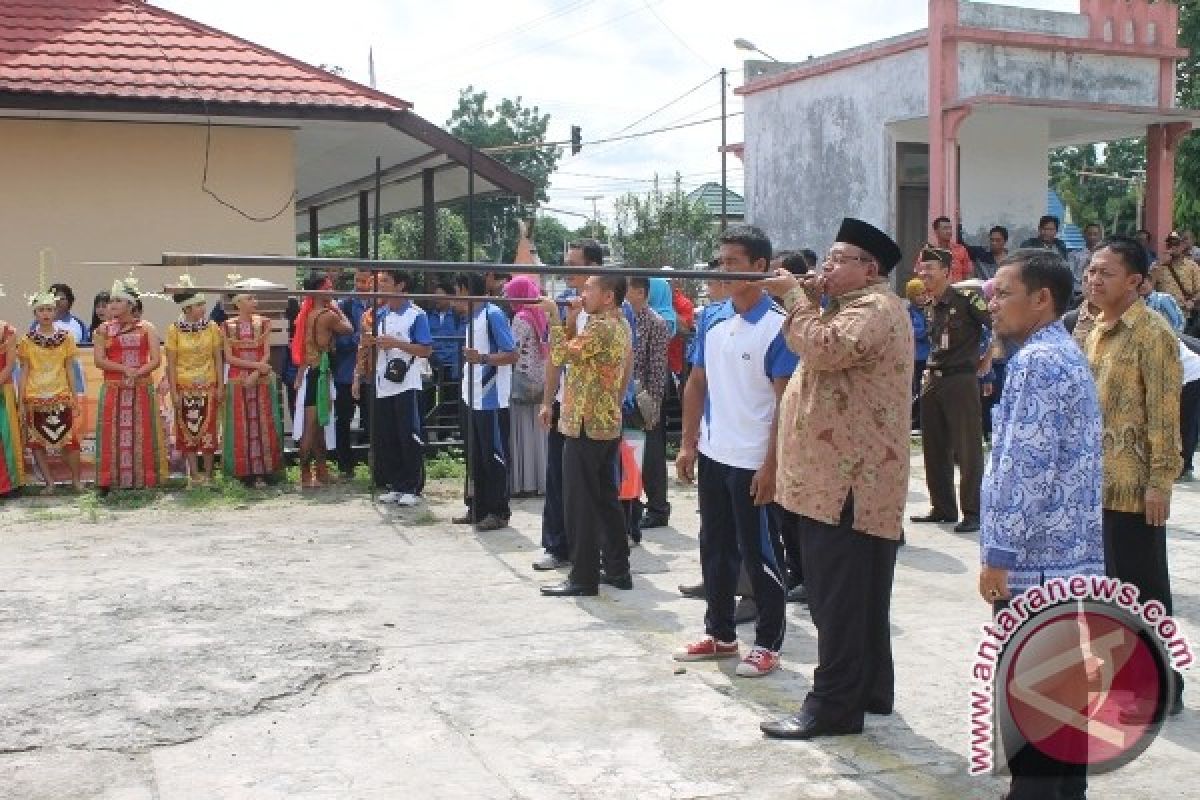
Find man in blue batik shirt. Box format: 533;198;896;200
978;249;1103;800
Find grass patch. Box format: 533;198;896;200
78;491;101;524
98;488;162;510
410;509;439;526
26;507;75;523
427;449;466;480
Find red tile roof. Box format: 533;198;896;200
0;0;410;111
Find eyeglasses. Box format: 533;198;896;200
824;251;874;266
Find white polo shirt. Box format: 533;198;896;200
373;302;432;398
461;303;515;410
693;293;799;470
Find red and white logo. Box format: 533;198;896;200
996;602;1171;772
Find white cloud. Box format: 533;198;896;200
155;0;1080;228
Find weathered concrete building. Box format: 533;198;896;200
737;0;1196;279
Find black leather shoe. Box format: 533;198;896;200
451;513;474;525
540;581;598;597
910;511;955;524
760;710;863;740
953;518;980;533
601;572;633;590
639;514;670;530
678;581;705;599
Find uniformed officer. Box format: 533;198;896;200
910;245;990;533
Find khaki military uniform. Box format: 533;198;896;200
919;287;991;523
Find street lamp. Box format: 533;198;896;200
733;37;780;63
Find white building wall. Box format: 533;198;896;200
743;46;928;256
958;112;1049;246
958;44;1160;106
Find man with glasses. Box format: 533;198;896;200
910;245;991;533
758;218;910;740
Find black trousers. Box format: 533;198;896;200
372;390;425;495
911;359;926;431
799;494;898;725
1103;509;1184;704
564;433;628;587
541;403;569;560
698;454;787;651
994;596;1089;800
462;407;511;520
641;418;670;520
771;504;804;587
334;381;372;475
920;372;984;520
1181;379;1200;472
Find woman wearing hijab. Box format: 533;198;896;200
639;278;677;529
503;277;549;496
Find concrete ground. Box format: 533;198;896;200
0;456;1197;799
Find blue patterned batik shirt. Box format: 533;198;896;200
980;321;1104;592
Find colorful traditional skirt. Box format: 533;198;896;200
223;373;285;478
24;393;80;452
95;380;168;489
0;384;24;494
174;382;220;455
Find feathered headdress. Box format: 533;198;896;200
171;274;206;309
25;247;55;308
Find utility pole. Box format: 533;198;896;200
584;194;604;239
720;67;728;232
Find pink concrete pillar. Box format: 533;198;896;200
927;0;960;228
1145;122;1193;247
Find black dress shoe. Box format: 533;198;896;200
678;581;705;599
910;511;955;524
639;514;670;530
760;710;863;740
540;581;598;597
601;572;633;590
953;518;980;533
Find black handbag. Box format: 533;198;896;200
383;356;409;384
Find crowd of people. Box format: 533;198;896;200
0;212;1191;796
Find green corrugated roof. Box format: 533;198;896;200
686;182;745;217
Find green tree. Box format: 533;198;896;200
1176;0;1200;232
532;216;571;265
380;209;470;263
613;175;717;269
1050;139;1144;235
573;221;609;241
446;86;561;260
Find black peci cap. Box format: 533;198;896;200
835;218;903;274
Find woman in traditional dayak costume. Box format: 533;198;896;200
0;291;24;497
222;279;285;487
165;278;224;486
92;277;167;491
291;273;352;488
18;290;83;493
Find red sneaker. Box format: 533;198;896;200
735;646;781;677
673;636;739;662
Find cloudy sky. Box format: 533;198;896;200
156;0;1078;228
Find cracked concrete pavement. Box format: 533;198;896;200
0;455;1197;799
